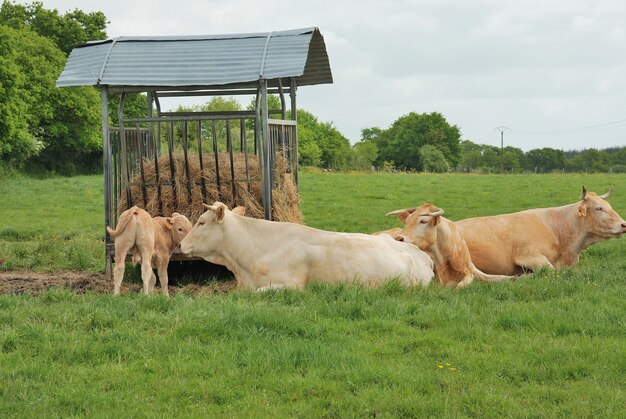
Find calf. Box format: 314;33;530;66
107;206;192;296
389;203;514;288
180;202;434;291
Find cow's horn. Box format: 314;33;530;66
428;208;445;217
581;186;587;200
386;207;418;217
599;187;613;199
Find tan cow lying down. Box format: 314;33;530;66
107;206;192;296
371;226;403;238
457;187;626;276
387;203;515;288
180;202;435;291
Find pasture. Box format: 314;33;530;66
0;172;625;416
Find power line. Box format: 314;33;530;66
516;118;626;135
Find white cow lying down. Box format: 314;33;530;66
180;202;435;291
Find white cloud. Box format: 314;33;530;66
570;15;596;32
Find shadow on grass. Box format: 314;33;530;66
123;260;235;287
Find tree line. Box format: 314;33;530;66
354;111;626;174
1;2;623;175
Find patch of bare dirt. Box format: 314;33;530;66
0;271;237;296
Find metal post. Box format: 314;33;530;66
278;78;286;120
101;88;112;279
290;77;299;189
147;91;154;142
495;126;510;174
260;79;272;220
500;130;504;174
118;92;132;208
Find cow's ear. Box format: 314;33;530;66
165;217;174;229
215;205;226;223
578;204;587;217
232;206;246;216
397;211;410;224
433;215;441;225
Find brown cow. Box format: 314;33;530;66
388;203;514;288
107;206;192;296
456;187;626;275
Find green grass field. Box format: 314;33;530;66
0;172;625;416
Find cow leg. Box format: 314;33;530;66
514;252;553;273
455;274;474;289
156;258;170;297
148;272;157;293
112;243;130;295
139;250;154;295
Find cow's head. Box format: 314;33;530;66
179;202;245;257
386;203;445;251
577;186;626;239
166;212;193;246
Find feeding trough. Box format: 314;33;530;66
57;27;333;277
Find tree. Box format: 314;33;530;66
0;25;101;172
296;109;350;168
501;146;524;173
0;1;107;55
419;144;449;172
347;140;378;170
524;148;565;173
608;147;626;172
0;26;39;165
0;1;108;173
459;140;483;172
567;149;611;173
177;96;244;152
108;93;148;127
480;145;501;173
360;127;383;143
375;112;461;170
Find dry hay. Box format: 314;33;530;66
117;152;302;223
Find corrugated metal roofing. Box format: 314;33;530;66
56;27;332;89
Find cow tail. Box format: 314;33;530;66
106;206;140;238
471;265;516;283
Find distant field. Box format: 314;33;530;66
0;172;625;416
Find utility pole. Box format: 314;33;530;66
495;126;510;174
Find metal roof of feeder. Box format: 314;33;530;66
57;27;333;89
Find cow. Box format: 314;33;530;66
371;226;403;238
456;187;626;276
387;203;515;288
106;206;192;296
179;202;435;291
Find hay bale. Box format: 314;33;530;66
117;152;301;223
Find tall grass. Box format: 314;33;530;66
0;273;624;417
0;172;625;416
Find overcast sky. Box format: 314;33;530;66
20;0;626;151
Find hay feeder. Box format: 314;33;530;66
56;28;333;279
